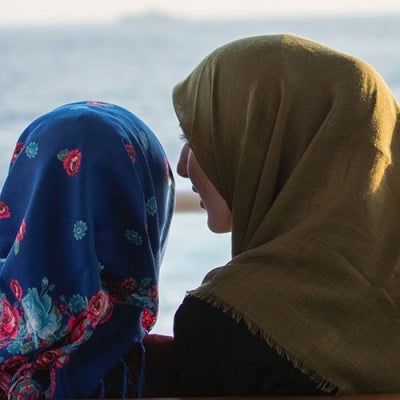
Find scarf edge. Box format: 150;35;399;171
186;290;342;395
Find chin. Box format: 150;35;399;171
207;219;232;234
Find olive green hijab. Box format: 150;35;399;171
172;35;400;394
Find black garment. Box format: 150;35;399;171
174;296;329;397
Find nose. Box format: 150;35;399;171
177;143;189;178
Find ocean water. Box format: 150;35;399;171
0;14;399;334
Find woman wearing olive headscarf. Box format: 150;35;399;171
173;35;400;395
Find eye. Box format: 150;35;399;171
179;131;188;142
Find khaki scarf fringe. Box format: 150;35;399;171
186;291;341;395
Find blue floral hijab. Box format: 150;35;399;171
0;101;175;399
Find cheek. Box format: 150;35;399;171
177;144;189;177
206;194;232;233
187;150;205;184
188;165;213;200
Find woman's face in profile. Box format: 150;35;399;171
177;143;232;233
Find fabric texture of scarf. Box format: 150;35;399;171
172;34;400;393
0;101;174;398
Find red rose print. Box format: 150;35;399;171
67;312;89;344
0;201;10;219
15;219;26;242
11;142;24;163
54;299;68;314
35;348;68;368
125;143;136;164
35;349;60;367
88;291;110;326
121;277;137;293
0;372;12;392
141;308;157;331
10;279;23;301
98;300;113;325
0;299;20;345
14;219;26;255
63;149;82;176
86;101;109;107
0;355;27;372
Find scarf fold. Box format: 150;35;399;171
173;34;400;393
0;101;174;398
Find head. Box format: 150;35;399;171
172;34;399;256
0;101;174;398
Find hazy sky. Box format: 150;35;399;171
2;0;400;25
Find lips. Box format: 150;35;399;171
192;186;205;209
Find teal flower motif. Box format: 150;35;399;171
6;326;27;355
125;293;153;308
22;288;60;347
139;131;149;149
73;220;87;240
68;294;87;313
69;105;89;111
146;196;157;216
125;229;143;246
25;141;39;159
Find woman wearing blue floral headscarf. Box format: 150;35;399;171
0;101;174;399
